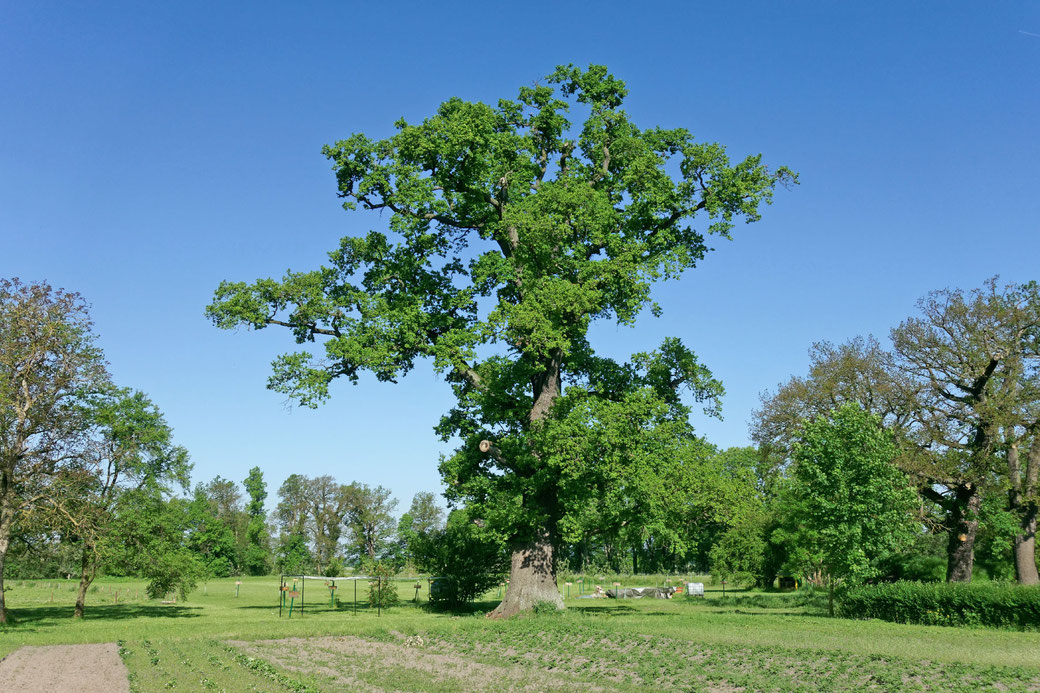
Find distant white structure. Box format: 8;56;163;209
686;582;705;597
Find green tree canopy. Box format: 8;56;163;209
65;388;190;617
242;466;272;576
775;404;917;612
208;64;793;615
0;278;110;623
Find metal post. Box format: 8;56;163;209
354;578;357;615
279;574;283;617
301;575;305;616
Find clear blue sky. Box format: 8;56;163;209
3;2;1039;511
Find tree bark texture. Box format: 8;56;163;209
74;546;94;619
0;484;15;625
946;484;980;583
1014;509;1039;585
1010;440;1040;585
0;522;9;625
490;351;565;618
488;531;564;618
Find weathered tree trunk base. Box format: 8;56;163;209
73;545;95;618
0;519;11;625
946;485;980;583
488;534;563;619
1014;509;1039;586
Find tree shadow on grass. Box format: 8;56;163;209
4;603;201;627
570;603;642;616
235;601;439;612
731;608;820;617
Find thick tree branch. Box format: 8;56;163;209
267;319;340;338
349;193;486;232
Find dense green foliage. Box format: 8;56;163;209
366;562;400;609
410;508;509;607
839;581;1040;630
241;467;273;576
754;280;1040;586
107;491;203;600
185;487;238;578
776;404;918;586
206;64;793;612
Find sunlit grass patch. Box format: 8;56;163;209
6;576;1040;691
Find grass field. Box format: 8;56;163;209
3;575;1040;691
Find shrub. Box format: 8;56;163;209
874;533;946;583
532;600;562;616
837;581;1040;630
367;562;400;609
709;517;767;587
411;508;508;609
323;558;343;578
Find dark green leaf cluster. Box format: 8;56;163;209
366;561;401;609
838;581;1040;630
410;508;509;608
774;404;918;584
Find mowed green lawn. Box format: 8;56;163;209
3;576;1040;691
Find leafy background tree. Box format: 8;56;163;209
776;404;918;613
241;466;272;576
59;389;191;617
395;491;446;569
199;475;248;571
341;482;398;566
753;280;1040;586
0;279;109;623
306;475;346;575
104;490;203;601
275;473;311;573
186;485;238;580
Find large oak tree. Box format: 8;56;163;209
208;65;793;615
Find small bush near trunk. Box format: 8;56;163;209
837;581;1040;629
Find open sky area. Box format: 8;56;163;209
3;1;1039;512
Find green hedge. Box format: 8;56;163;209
838;581;1040;629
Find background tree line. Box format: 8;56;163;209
747;278;1040;590
5;272;1037;624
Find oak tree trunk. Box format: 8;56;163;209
1011;440;1040;585
490;351;564;618
488;530;563;618
1014;506;1039;585
946;484;980;583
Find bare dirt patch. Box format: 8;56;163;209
0;642;129;693
230;635;606;692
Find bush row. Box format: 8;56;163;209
837;581;1040;629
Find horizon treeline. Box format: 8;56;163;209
4;275;1040;621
